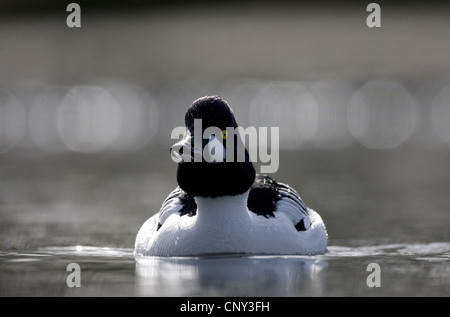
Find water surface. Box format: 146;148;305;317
1;149;450;296
1;242;450;296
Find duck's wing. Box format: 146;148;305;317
156;186;197;230
247;174;311;231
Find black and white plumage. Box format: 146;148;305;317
135;96;327;256
156;175;311;230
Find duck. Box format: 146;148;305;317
134;96;327;256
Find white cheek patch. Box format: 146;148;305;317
203;134;226;163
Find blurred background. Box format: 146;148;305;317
1;1;450;252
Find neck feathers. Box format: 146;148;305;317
194;191;250;220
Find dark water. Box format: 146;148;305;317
1;149;449;296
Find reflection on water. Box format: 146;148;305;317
136;255;327;297
1;243;450;296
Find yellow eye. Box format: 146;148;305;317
221;130;227;140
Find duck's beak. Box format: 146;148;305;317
170;130;226;163
170;130;199;163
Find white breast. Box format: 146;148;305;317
135;192;327;257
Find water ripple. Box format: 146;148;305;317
1;246;134;262
327;242;450;259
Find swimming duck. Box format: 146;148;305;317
135;96;327;256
